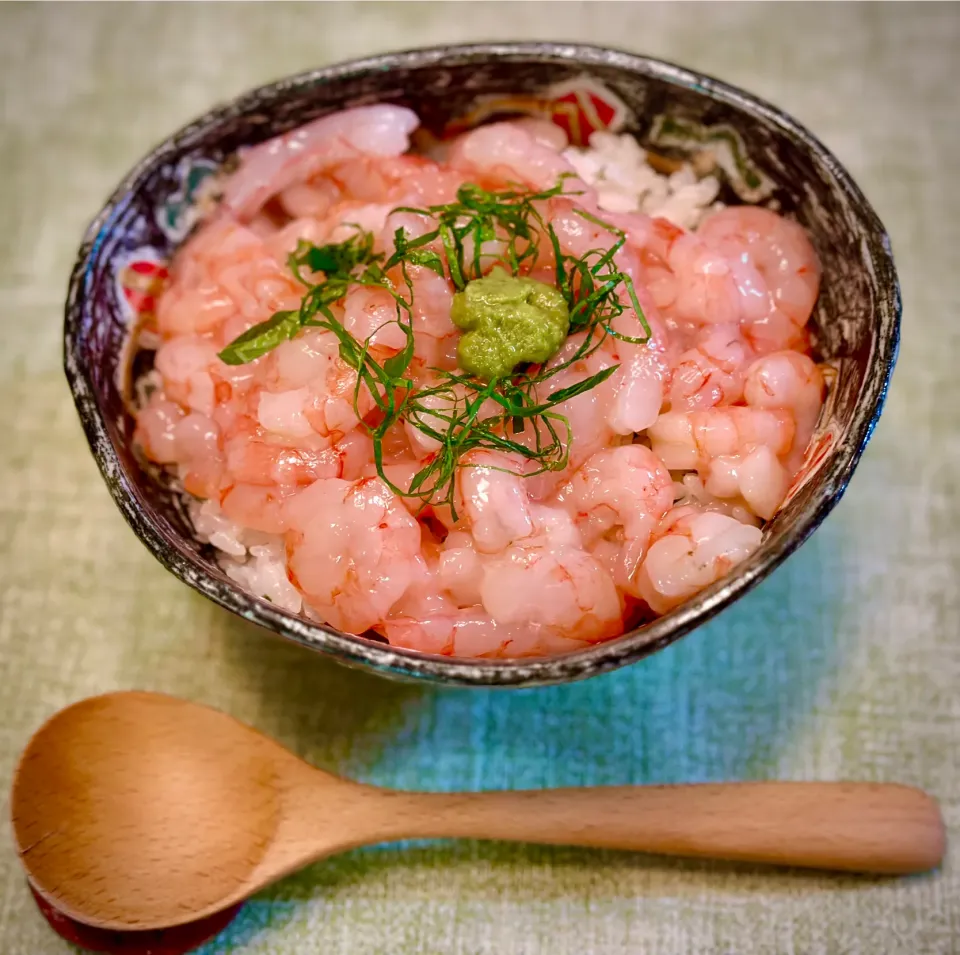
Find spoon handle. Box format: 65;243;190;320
383;782;944;874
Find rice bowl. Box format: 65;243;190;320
64;45;899;685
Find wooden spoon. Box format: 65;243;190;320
11;692;945;932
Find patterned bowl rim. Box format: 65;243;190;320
63;42;901;687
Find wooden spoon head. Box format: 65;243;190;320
30;886;244;955
11;692;282;932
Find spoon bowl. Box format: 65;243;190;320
13;694;282;927
12;693;384;929
12;692;946;932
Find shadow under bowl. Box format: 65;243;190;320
64;43;900;688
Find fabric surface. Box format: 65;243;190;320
1;3;958;953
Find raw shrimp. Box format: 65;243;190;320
603;292;673;436
743;350;824;470
636;506;763;613
437;530;484;606
135;393;185;465
696;206;821;353
153;336;221;416
556;444;674;595
327;153;466;206
667;323;754;412
597;213;727;325
172;412;224;499
455;450;535;554
262;329;374;442
222;105;419;220
379;209;439;256
605;213;685;311
407;266;459;370
342;285;407;352
448;122;591;195
650;351;823;519
222;411;342;488
542;203;673;434
384;516;522;658
479;510;622;644
649;405;795;519
400;378;502;465
219;484;293;536
402;386;449;460
135;389;223;496
507;117;569;152
276;178;342;221
150;320;382;500
284;476;426;633
664;231;769;327
614;205;819;351
649;406;796;471
380;604;463;656
516;332;619;498
323;201;396;246
389;503;620;653
383;608;592;658
156;219;289;338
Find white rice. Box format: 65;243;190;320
188;498;302;613
563;131;722;229
185;133;723;618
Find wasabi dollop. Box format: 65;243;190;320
450;267;570;381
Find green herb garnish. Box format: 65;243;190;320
216;180;650;518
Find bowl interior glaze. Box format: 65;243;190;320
64;44;899;687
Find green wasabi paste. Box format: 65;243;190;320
450;267;570;381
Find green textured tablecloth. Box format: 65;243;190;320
2;3;958;952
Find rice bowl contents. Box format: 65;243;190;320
134;104;825;658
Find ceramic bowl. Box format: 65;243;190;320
64;43;900;687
